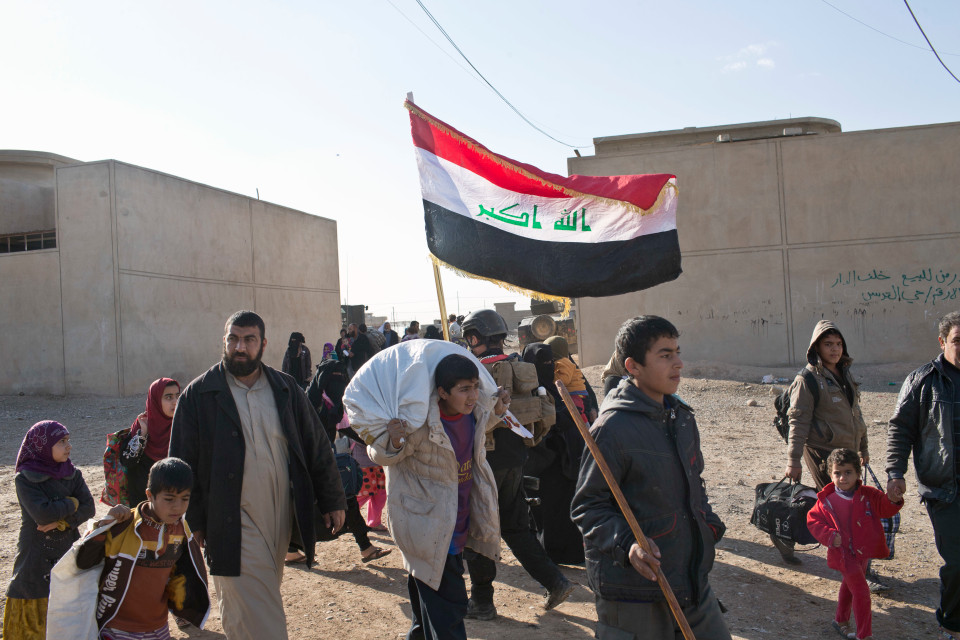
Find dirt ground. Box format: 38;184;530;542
0;360;943;639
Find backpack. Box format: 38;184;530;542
485;355;555;446
100;427;146;506
772;369;819;442
365;329;385;352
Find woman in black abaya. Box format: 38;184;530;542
521;342;586;565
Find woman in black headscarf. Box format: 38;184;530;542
281;331;312;389
521;342;586;565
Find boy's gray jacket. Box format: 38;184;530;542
571;380;725;605
344;340;501;590
786;320;868;466
886;354;957;503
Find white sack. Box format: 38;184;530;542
46;518;117;640
343;340;497;445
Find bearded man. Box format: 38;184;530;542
169;310;346;640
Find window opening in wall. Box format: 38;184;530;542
0;230;56;253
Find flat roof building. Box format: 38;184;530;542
0;151;341;395
569;119;960;367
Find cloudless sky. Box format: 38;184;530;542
3;0;958;326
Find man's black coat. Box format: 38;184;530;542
170;362;346;575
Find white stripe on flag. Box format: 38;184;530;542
415;148;676;245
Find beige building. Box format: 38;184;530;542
569;119;960;367
0;150;341;396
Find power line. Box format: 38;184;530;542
818;0;958;56
410;0;591;149
383;0;488;88
902;0;960;84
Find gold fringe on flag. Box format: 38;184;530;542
405;100;677;218
429;253;572;318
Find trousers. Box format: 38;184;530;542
836;556;871;639
406;553;468;640
928;497;960;632
594;583;731;640
463;465;565;604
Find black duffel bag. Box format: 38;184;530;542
750;477;818;545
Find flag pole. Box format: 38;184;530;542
433;260;451;341
555;380;696;640
409;89;450;342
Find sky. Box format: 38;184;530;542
3;0;958;327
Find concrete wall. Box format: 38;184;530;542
0;151;77;234
0;251;65;394
107;161;340;395
1;155;341;396
570;120;960;367
57;162;123;395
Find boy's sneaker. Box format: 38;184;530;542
544;577;574;611
941;627;960;640
865;569;890;593
465;599;497;621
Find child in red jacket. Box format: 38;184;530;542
807;448;903;640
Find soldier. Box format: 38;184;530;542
460;309;574;620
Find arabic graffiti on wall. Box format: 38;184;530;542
830;268;960;305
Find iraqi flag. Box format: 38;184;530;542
407;101;681;301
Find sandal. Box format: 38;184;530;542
831;620;855;639
361;547;393;563
284;551;307;565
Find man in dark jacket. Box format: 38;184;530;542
887;310;960;640
346;323;376;376
572;315;729;639
169;310;346;640
381;322;401;348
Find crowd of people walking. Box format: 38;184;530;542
4;308;960;640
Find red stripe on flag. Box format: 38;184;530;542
408;103;674;211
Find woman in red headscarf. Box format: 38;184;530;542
124;377;180;507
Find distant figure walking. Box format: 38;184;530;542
282;331;312;388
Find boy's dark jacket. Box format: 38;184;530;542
572;379;725;605
169;362;347;575
806;482;902;570
76;505;210;630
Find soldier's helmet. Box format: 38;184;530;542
462;309;508;338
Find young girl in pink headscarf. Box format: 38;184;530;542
3;421;95;638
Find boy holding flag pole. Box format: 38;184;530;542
570;316;730;640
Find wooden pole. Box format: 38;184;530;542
555;380;696;640
432;260;451;341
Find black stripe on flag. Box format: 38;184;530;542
424;200;681;298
